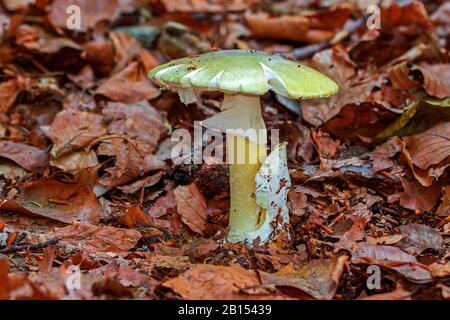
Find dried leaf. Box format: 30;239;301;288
398;223;444;255
174;183;207;234
260;256;348;300
401;122;450;170
377;98;450;139
163;264;271;300
1;179;100;224
153;0;256;13
399;177;442;211
0;141;48;172
54;222;141;254
49;0;136;30
413;64;450;99
95;62;160;103
351;243;432;283
45;110;107;157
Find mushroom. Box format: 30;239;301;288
149;50;338;245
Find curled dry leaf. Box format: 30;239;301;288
117;171;163;194
397;223;444;255
380;1;433;33
366;234;406;246
370;137;402;174
259;255;348;300
413;64;450;99
1;179;100;224
399;177;442;212
119;205;152;228
163;264;276;300
351;242;432;283
54;222;141;254
245;5;351;43
334;216;367;251
376;98;450;140
303;46;379;127
49;0;136;30
174;183;208;234
90;261;157;289
95;62;160;104
50;150;98;172
153;0;257;13
245;13;310;43
430;262;450;278
103;100;166;154
0;78;22;113
0;141;48;172
45;110;107;157
98;140;164;188
0;257;53;300
288;190;307;216
401;122;450;170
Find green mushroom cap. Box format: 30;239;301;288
149;49;338;100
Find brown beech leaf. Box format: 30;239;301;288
1;179;100;224
351;242;432;283
174;183;207;234
430;262;450;278
50;150;98;173
399;177;442;212
181;239;219;259
260;256;348;300
401;122;450;170
164;264;277;300
14;24;81;54
245;13;310;42
49;0;136;30
153;0;257;13
103;100;165;154
397;223;444;255
95;62;160;104
119;205;152;228
0;141;48;172
44;110;107;157
0;257;53;300
117;171;163;194
288;190;307;216
54;222;141;254
303;46;379;127
413;64;450;99
367;234;406;245
0;79;21;113
150;189;177;218
370;137;402;174
387;61;421;90
380;1;433;32
334;216;367;251
98;140;164;188
90;261;157;289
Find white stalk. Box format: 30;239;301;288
201;94;290;245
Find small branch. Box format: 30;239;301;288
0;237;59;254
293;17;367;60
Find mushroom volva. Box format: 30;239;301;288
149;50;338;245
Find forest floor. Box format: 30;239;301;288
0;0;449;300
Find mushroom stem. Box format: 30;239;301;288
201;94;268;243
227;134;266;243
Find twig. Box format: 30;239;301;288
0;237;59;254
293;17;366;60
13;232;27;246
